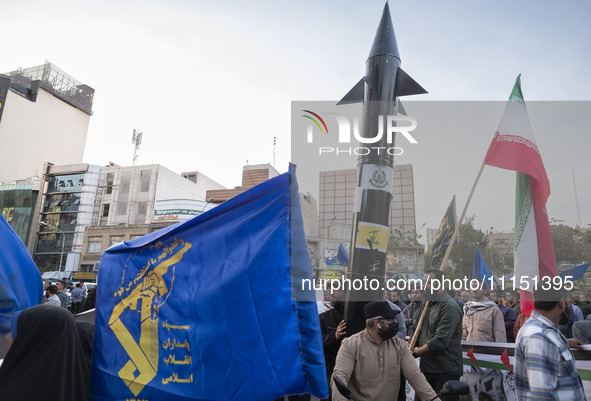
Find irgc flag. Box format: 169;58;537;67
90;166;328;401
0;214;42;334
431;196;457;268
484;75;557;317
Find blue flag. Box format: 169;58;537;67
472;247;495;285
325;243;349;266
0;215;42;335
558;262;590;281
90;166;328;401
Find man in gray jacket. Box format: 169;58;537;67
462;285;506;342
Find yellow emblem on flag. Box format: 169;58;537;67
355;223;388;253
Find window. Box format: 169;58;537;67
135;201;147;224
110;235;124;246
117;172;131;216
105;173;114;195
140;170;150;192
88;237;102;253
80;264;93;273
102;204;110;218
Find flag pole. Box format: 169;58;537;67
409;161;486;350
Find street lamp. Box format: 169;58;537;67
39;221;65;271
201;198;215;212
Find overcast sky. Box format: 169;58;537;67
1;0;590;236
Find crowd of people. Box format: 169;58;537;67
41;279;97;314
319;270;590;400
1;273;589;400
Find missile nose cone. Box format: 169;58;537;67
368;2;400;61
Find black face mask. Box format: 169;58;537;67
559;302;571;326
377;320;398;340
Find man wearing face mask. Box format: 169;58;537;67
331;301;440;401
515;287;586;400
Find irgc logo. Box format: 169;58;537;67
302;110;418;156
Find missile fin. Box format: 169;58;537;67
395;67;428;97
337;77;366;105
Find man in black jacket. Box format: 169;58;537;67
319;285;347;400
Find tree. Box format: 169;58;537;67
549;221;589;264
387;227;424;276
447;216;487;278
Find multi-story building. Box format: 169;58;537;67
488;231;514;259
97;164;223;226
0;177;41;243
319;165;417;235
319;165;422;278
206;164;279;203
0;62;93;183
77;164;224;274
29;162;224;276
34;163;105;273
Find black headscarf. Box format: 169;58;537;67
0;305;90;401
76;321;95;369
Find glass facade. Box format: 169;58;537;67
0;184;37;242
35;173;84;271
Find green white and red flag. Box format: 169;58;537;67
483;75;557;317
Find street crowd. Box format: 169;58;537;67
319;270;590;401
1;273;590;400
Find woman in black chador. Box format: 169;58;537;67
0;304;90;401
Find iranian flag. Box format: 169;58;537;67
484;75;557;317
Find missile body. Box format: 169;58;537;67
341;2;426;333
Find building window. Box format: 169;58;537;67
135;201;147;224
80;264;93;272
105;173;114;195
117;172;131;216
102;204;110;217
88;237;102;253
140;170;150;193
110;235;124;246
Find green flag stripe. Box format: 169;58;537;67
514;172;532;251
509;74;524;104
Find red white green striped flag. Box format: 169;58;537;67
483;75;557;317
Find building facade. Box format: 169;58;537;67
319;164;417;235
206;164;279;203
318;164;422;279
0;177;40;243
77;164;224;273
0;62;93;182
34;163;105;273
